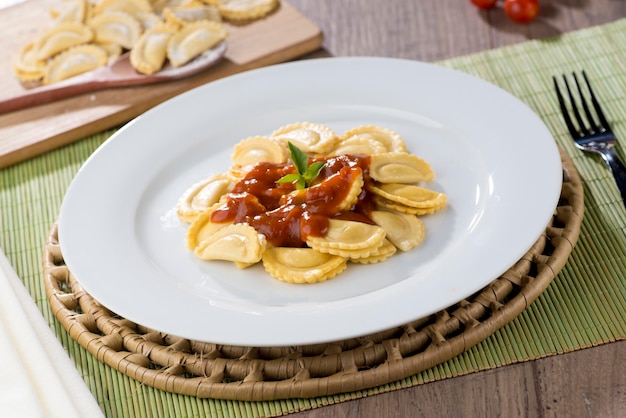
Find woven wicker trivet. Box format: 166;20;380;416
43;148;583;401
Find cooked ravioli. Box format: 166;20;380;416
231;136;286;167
271;122;338;155
338;125;407;154
185;203;232;249
262;247;347;284
176;174;233;223
327;135;388;157
312;239;385;260
305;167;364;212
369;152;435;183
373;196;446;216
306;219;386;251
350;238;397;264
368;183;447;209
193;223;267;263
369;210;425;251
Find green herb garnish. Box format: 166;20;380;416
276;142;325;190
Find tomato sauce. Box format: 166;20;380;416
210;155;375;247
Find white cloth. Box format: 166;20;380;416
0;0;24;10
0;249;104;418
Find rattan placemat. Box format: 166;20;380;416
41;148;582;401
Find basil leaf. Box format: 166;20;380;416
288;141;309;175
304;161;325;181
276;142;325;189
276;173;301;184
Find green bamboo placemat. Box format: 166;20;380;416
2;18;626;418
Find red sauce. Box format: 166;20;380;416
211;155;375;247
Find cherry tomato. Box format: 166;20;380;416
470;0;498;9
504;0;539;23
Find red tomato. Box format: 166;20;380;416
470;0;498;9
504;0;539;23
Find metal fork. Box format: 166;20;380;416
553;71;626;203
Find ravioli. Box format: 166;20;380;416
130;23;177;74
216;0;278;21
177;123;446;284
367;183;447;210
231;136;287;168
36;22;93;60
163;2;222;25
306;219;386;252
43;44;108;84
262;248;347;284
194;223;267;263
334;125;407;155
271;122;338;155
95;0;154;16
186;203;232;249
49;0;88;24
176;174;233;223
369;152;435;183
88;11;143;49
13;43;47;82
166;20;227;67
350;238;397;264
369;210;425;251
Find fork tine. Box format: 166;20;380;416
562;74;591;136
582;70;611;132
572;72;599;133
553;76;580;138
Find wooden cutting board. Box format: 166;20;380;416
0;0;323;169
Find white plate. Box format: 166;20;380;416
58;57;561;347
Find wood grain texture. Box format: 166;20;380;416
0;0;322;168
283;1;626;417
290;0;626;62
294;340;626;418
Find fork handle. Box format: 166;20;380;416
600;149;626;203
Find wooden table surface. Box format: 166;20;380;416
285;1;626;417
